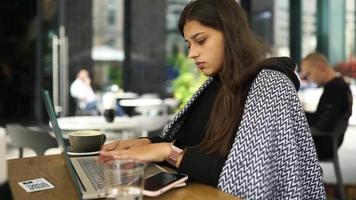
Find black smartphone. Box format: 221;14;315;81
143;172;188;197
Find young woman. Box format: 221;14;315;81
99;0;326;199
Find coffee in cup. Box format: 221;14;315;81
68;130;106;152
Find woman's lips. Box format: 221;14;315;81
196;62;205;69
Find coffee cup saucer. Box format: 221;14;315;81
67;146;100;156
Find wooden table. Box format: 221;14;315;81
8;154;239;200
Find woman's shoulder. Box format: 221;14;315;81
252;69;298;93
254;57;300;91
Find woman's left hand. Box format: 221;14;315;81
99;143;171;163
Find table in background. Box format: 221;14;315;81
56;116;140;140
57;116;138;131
115;92;139;100
298;87;356;125
8;154;239;200
119;98;166;116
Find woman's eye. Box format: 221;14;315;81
197;39;206;45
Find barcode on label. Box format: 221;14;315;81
26;182;50;190
18;178;55;192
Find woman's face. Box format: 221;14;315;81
183;20;225;76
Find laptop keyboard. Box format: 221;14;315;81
77;157;104;191
76;158;165;193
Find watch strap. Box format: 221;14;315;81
166;143;183;166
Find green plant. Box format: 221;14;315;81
171;53;207;108
108;63;123;87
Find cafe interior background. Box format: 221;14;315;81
1;0;356;199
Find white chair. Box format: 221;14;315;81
312;118;349;200
6;124;58;158
311;91;352;200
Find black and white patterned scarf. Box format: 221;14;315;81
161;66;326;199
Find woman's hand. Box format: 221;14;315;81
101;138;151;152
99;143;171;163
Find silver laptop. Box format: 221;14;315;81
42;90;163;199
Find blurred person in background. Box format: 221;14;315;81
99;0;326;199
70;69;98;113
300;52;353;158
70;68;125;116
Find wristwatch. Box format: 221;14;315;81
166;143;183;166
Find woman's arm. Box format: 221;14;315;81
99;141;225;187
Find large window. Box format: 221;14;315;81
92;0;124;87
301;0;317;57
345;0;355;57
250;0;290;57
273;0;289;56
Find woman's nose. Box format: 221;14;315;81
188;47;199;59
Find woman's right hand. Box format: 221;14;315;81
100;138;151;152
98;138;151;163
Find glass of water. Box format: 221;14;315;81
103;160;146;200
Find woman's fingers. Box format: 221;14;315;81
99;149;137;162
100;138;151;152
101;141;119;151
98;149;132;162
98;143;170;163
98;150;117;162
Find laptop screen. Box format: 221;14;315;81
42;90;69;153
42;89;83;199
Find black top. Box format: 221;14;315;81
306;77;352;131
149;76;224;186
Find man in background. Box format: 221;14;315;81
300;52;353;159
70;69;97;113
70;69;126;116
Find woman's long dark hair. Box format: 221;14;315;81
178;0;268;157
